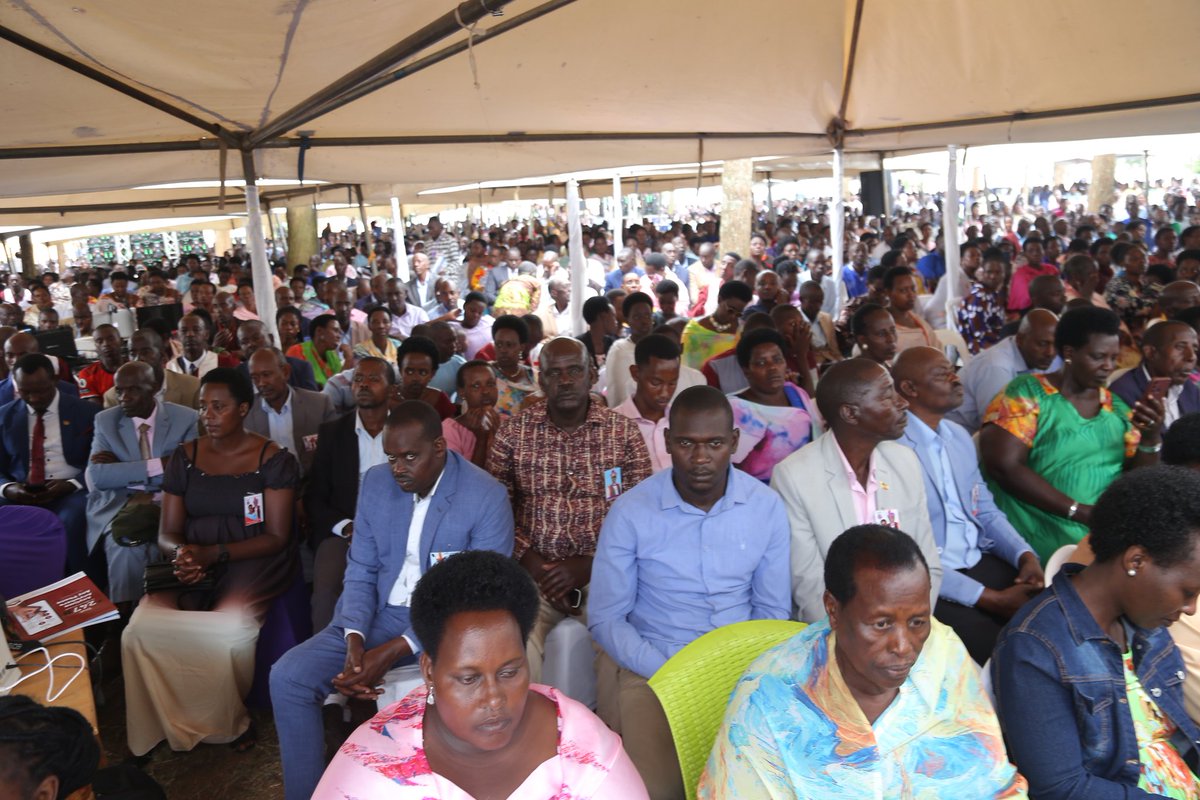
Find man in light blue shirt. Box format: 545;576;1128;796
894;347;1043;664
946;308;1061;432
589;385;791;799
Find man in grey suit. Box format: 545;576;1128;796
404;251;438;313
86;361;198;611
270;400;514;800
771;358;942;622
243;348;338;478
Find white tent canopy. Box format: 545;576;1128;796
2;0;1197;204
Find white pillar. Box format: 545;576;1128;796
611;176;622;247
244;183;278;344
831;147;846;316
943;145;963;325
390;196;410;281
567;179;586;336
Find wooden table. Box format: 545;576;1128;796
13;639;100;800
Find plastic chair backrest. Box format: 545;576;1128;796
648;619;806;799
1044;544;1078;583
0;507;66;598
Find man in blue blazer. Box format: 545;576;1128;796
270;400;514;800
85;361;198;609
894;347;1043;664
0;353;100;580
1111;320;1200;430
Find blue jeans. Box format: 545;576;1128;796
270;606;414;800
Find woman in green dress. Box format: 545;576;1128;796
286;313;343;388
680;280;752;371
982;306;1165;562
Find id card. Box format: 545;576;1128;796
243;492;264;526
603;467;624;500
873;508;901;529
302;434;319;453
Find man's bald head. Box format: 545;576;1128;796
115;360;156;391
1028;275;1065;314
1018;308;1058;336
4;332;38;371
1016;309;1060;371
815;357;890;425
248;346;288;372
668;384;733;430
891;346;945;389
1144;319;1195;351
539;335;588;365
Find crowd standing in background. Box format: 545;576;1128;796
5;176;1200;799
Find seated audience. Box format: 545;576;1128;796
993;466;1200;799
86;361;198;613
681;280;751;370
894;347;1043;664
0;696;101;800
351;305;400;362
442;359;500;467
314;550;647;799
271;401;514;800
885;266;938;352
948;309;1061;432
244;347;337;478
1008;235;1059;314
168;311;235;378
103;328;200;410
1062;253;1110;308
274;305;305;353
998;274;1066;339
236;318;319;391
982;306;1163;562
700;525;1026;799
287;313;344;388
77;323;127;404
1111;320;1200;430
487;337;652;681
0;332;81;405
728;328;822;483
956;249;1008;354
700;312;773;395
797;280;840;366
590;386;790;799
850;303;898;367
604;292;655;407
450;291;494;360
490;314;537;414
0;353;99;579
613;334;683;474
577;296;618;370
771;358;941;620
397;336;456;419
383;278;429;338
122;368;298;757
1105;241;1159;335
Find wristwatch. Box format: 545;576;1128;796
1066;501;1080;520
217;543;230;565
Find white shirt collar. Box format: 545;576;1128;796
415;462;447;503
261;386;293;416
27;389;61;417
354;409;384;438
131;403;160;429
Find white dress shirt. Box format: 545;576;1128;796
387;467;446;608
167;350;218;378
1;392;83;495
131;404;164;489
387;304;430;338
330;411;389;537
262;388;296;457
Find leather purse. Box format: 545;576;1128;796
142;562;214;594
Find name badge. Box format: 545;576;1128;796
243;492;264;526
302;434;319;453
429;550;461;567
603;467;624;500
873;508;901;529
971;484;981;516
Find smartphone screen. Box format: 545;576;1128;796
1146;377;1172;400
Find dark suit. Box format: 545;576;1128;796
243;387;337;477
236;356;319;392
0;391;100;577
1111;366;1200;426
0;377;79;406
271;451;514;800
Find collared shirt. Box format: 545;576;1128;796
262;388;296;457
700;618;1027;799
429;354;465;397
588;468;791;678
487;400;653;561
410;276;434;308
387;467;446;608
946;335;1063;432
905;413;982;577
76;361;116;401
1146;367;1187;429
131;404;164;484
13;392;82;490
167;349;218;379
330;411;389;537
840;264;869;299
612;396;671;473
387;304;429;338
833;435;878;525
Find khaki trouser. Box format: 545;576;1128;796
525;588;589;684
595;649;684;800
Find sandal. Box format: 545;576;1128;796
230;722;257;753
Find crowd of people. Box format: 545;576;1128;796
4;181;1200;800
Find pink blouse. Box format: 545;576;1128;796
442;417;477;459
313;684;648;800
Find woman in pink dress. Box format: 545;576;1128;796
313;551;648;800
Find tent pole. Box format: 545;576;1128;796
567;179;586;337
241;151;279;344
943;145;963;327
766;172;775;224
611;176;622;248
1143;150;1151;212
354;185;371;271
391;196;409;281
830;147;846;317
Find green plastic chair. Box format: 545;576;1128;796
648;619;806;799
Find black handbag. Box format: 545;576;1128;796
142;562;214;594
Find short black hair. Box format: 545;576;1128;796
410;550;540;662
633;333;681;366
200;366;254;406
1089;237;1114;256
397;335;439;369
621;291;653;318
276;305;303;327
356;356;396;385
1177;249;1200;266
582;296;613;325
850;302;890;337
385;398;443;442
491;314;529;344
1022;235;1044;251
866;264;889;283
310;313;338;333
455;358;493;389
883;266;913;291
717;280;753;304
879;250;904;269
13;353;55;380
365;304;392;321
668;384;733;429
463;291;488;308
653;279;680;298
1054;305;1120;354
1090;465;1200;568
1163;414;1200;467
735;327;787;369
0;696;99;800
824;524;929;605
1062;254;1097;282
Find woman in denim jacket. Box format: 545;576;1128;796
993;466;1200;799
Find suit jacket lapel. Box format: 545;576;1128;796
418;456;458;569
822;434;859;530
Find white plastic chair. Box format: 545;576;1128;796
375;663;425;711
933;328;974;367
541;617;597;709
1044;544;1079;583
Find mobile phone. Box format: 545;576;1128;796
1146;377;1172;401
